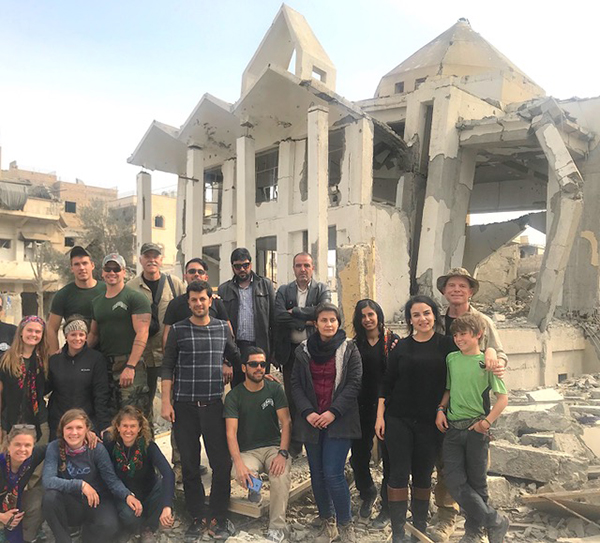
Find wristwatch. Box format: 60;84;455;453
125;364;136;371
278;449;289;459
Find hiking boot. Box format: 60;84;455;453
185;518;205;542
266;528;286;542
359;493;377;519
487;515;509;543
372;508;390;528
458;533;483;543
313;517;338;543
428;507;457;542
208;518;236;540
139;528;156;543
338;522;357;543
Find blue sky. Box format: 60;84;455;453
1;0;598;195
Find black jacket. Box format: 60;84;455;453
291;339;363;444
218;272;275;358
274;280;331;365
47;344;111;437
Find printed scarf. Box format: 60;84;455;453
113;438;146;478
17;353;41;416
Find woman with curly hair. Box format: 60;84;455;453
0;316;50;444
104;406;174;543
42;409;141;543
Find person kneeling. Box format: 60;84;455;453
224;347;292;543
104;406;175;542
42;409;142;543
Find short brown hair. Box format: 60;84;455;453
449;313;485;337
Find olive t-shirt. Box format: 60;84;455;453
223;380;287;452
50;281;107;321
91;287;151;358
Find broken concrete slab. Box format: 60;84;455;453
487;475;517;509
498;404;582;436
553;433;597;462
490;440;588;484
520;432;554;448
571;405;600;416
526;388;565;403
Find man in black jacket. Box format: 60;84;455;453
218;248;275;387
274;252;330;455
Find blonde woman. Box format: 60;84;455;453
0;317;50;444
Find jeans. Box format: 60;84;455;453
117;478;163;532
442;428;501;529
305;430;352;526
385;415;438;489
43;489;119;543
174;400;231;521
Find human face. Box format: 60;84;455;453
63;418;88;449
66;330;87;354
117;416;141;447
316;311;339;341
443;277;474;307
361;306;379;332
7;434;35;466
293;255;314;285
232;260;252;281
453;330;482;355
243;354;267;384
102;262;125;286
70;256;94;282
21;322;44;347
140;250;162;276
184;263;208;285
188;290;212;318
409;302;435;337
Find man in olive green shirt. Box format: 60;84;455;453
89;253;151;416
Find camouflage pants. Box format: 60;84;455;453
109;361;151;419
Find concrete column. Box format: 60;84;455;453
136;171;152;274
347;118;374;206
175;175;187;274
277;231;291;286
221;160;235;229
307;105;329;278
236;135;256;259
220;240;236;284
277;140;294;215
184;146;204;263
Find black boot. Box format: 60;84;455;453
410;487;431;541
388;486;409;543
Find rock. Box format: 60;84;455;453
487;476;516;509
494;428;519;444
566;517;586;538
490;440;588;484
520;432;554;447
498;404;582;436
553;433;597;461
526;388;564;402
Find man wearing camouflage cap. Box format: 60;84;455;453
429;267;507;543
88;253;152;417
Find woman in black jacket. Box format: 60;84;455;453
47;316;110;440
291;303;362;543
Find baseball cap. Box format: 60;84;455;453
140;242;162;255
69;246;90;260
102;253;126;269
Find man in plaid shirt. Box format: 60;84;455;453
162;280;240;540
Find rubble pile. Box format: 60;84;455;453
477;272;538;319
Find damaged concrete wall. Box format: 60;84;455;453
474;243;520;303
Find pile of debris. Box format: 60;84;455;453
477;272;538;320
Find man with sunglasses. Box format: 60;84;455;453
0;296;17;354
218;248;275;387
88;253;152;416
47;246;107;353
224;347;291;543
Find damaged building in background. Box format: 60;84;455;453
128;5;600;388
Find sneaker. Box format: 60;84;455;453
139;528;156;543
338;522;357;543
314;517;338;543
428;508;457;542
372;509;390;529
359;494;377;519
185;518;205;541
487;515;509;543
266;528;286;542
208;518;236;540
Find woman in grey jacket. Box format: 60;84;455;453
291;303;362;543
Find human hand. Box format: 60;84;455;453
159;506;174;528
489;359;506;379
435;411;448;433
375;417;385;440
222;364;233;384
85;430;99;449
234;461;254;489
306;412;320;428
119;367;135;388
469;420;490;435
269;454;287;477
161;402;175;423
0;510;24;529
127;495;143;517
264;373;280;383
315;411;335;429
82;482;100;508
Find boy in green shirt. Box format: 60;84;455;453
436;314;509;543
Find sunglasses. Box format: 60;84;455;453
187;268;207;276
233;262;251;271
103;266;122;273
246;361;267;369
13;424;35;430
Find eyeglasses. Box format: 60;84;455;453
233;262;251;271
187;268;207;276
246;361;267;368
103;266;122;273
13;424;35;430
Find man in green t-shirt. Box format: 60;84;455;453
89;253;151;416
436;314;509;543
224;347;291;542
47;246;107;353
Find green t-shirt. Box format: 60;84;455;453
50;281;107;321
91;286;151;358
446;351;508;421
223;380;288;453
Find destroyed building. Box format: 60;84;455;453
128;5;600;389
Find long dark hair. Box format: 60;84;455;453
404;295;443;336
352;299;385;348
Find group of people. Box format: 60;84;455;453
0;241;511;543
